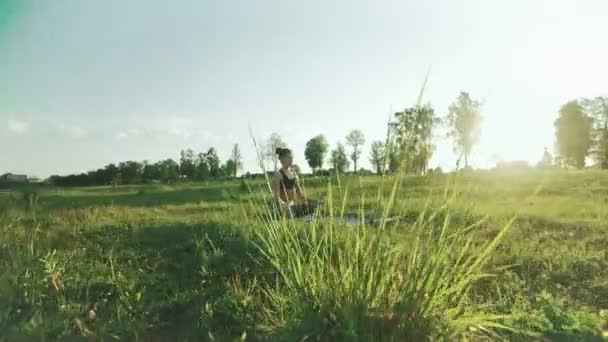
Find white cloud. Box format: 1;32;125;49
116;128;141;139
157;117;192;139
116;115;238;144
117;116;195;140
55;122;88;139
8;119;29;134
202;129;238;142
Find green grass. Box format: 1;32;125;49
1;170;608;340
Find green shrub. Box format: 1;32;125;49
252;177;515;340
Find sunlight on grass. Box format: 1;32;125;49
1;170;607;340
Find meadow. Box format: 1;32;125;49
1;170;608;341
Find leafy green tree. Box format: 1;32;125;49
266;133;286;172
446;92;482;168
179;149;196;179
195;152;210;180
388;149;399;174
118;161;143;184
230;144;243;178
304;134;329;174
346;129;366;173
330;142;350;174
86;169;101;185
47;175;62;186
158;159;179;183
391;104;437;174
594;128;608;169
204;148;221;179
369;140;386;175
222;159;237;178
142;161;161;182
96;163;120;185
582;97;608;168
554;101;593;168
48;173;90;187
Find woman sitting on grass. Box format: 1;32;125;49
272;147;318;218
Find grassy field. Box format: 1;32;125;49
1;170;608;341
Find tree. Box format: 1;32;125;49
142;161;161;182
106;163;121;186
369;140;386;175
179;149;196;179
391;104;438;174
384;135;400;175
94;163;121;185
537;147;553;168
345;130;366;173
195;152;210;181
446;92;482;168
330;142;350;174
554;101;593;168
266;133;286;172
118;161;143;184
582;97;608;168
158;159;179;183
388;149;399;174
230;144;243;178
204;148;221;179
594;126;608;169
304;134;329;174
222;160;237;178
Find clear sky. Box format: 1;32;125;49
1;0;607;177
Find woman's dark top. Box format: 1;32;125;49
279;169;296;190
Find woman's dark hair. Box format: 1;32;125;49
275;147;291;157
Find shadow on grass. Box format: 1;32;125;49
77;220;264;341
40;187;239;210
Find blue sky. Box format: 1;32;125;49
1;0;607;177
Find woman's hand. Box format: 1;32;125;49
296;184;307;201
278;199;292;209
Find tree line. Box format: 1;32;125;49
47;93;607;187
302;93;608;174
48;145;244;187
303;92;483;175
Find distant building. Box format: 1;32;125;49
0;173;28;183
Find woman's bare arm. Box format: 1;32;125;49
295;174;306;200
